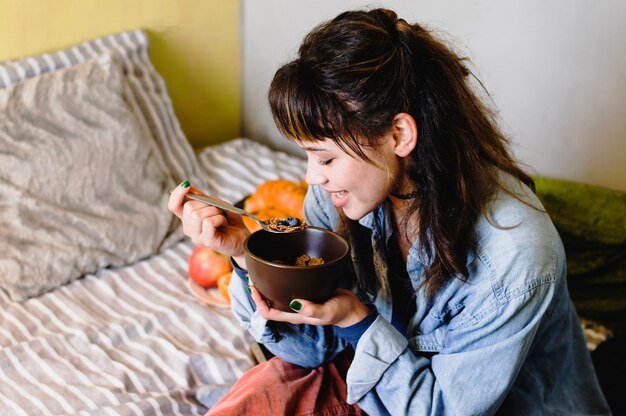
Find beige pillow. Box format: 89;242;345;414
0;30;206;190
0;53;174;300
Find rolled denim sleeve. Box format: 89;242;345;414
347;279;557;416
228;259;278;343
229;258;350;367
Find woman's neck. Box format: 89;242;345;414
388;197;419;260
388;193;415;220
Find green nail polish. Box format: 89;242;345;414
289;300;302;311
181;180;190;188
247;286;252;295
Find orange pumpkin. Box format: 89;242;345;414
244;179;307;219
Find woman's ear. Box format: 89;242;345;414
391;113;418;157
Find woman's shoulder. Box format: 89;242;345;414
431;177;568;328
470;174;566;295
303;185;339;229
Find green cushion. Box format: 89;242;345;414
534;177;626;336
534;177;626;245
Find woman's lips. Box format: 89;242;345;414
329;190;349;207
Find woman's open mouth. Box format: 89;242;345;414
329;190;349;207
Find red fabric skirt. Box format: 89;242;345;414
207;348;365;416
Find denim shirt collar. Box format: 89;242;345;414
358;202;428;271
358;201;477;275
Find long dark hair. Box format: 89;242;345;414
269;8;534;298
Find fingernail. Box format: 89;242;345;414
289;300;302;311
245;273;249;282
180;180;190;188
247;285;252;295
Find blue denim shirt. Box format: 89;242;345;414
229;175;610;415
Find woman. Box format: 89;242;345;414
169;8;609;415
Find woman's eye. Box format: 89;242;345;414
319;158;333;166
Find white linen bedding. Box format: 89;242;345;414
0;139;307;415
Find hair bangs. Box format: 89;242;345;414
269;61;374;160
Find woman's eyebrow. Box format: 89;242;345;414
302;146;328;152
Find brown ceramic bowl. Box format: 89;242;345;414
243;227;350;312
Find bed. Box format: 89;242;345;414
0;30;306;415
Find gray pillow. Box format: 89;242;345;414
0;53;174;300
0;30;207;190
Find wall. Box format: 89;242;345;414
242;0;626;192
0;0;240;148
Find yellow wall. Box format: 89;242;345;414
0;0;240;148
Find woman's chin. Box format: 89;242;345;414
341;204;370;221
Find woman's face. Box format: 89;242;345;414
299;136;401;220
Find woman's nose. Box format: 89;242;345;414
305;162;327;186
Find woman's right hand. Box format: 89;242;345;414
168;182;250;263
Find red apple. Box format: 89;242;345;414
188;246;232;288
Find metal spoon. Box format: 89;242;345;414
181;192;281;233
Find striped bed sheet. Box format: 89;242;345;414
0;139;307;416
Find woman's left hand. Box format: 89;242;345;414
249;283;370;328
